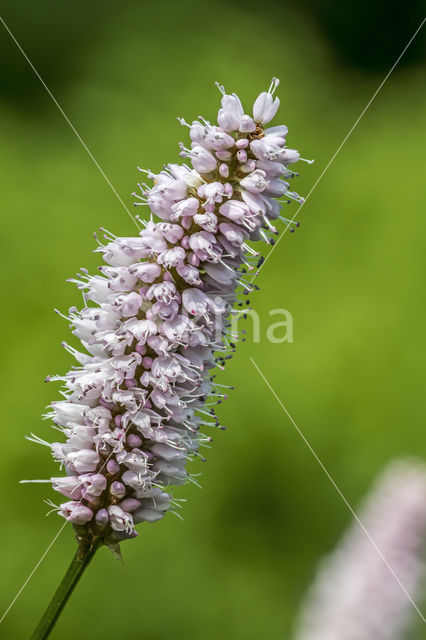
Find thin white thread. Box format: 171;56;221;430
252;16;426;282
0;522;67;625
0;359;177;623
1;9;425;626
0;16;141;231
250;356;426;624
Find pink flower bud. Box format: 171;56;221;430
219;163;229;178
60;502;93;525
119;498;141;512
236;138;249;149
95;508;109;526
190;146;217;173
127;434;142;447
110;481;126;498
239;115;256;132
253;80;280;124
107;459;120;475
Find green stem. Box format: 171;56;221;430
31;539;100;640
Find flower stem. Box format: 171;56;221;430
31;538;101;640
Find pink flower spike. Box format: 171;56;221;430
27;78;309;552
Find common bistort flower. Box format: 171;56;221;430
294;460;426;640
26;79;310;553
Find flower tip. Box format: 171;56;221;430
214;81;225;95
270;77;280;92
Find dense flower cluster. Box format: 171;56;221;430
294;461;426;640
27;79;308;550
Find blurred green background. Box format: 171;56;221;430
1;1;425;638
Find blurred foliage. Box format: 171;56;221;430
299;0;426;71
0;1;425;639
1;0;425;109
234;0;426;72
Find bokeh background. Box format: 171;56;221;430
1;1;425;638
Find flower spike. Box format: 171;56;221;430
28;79;310;552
